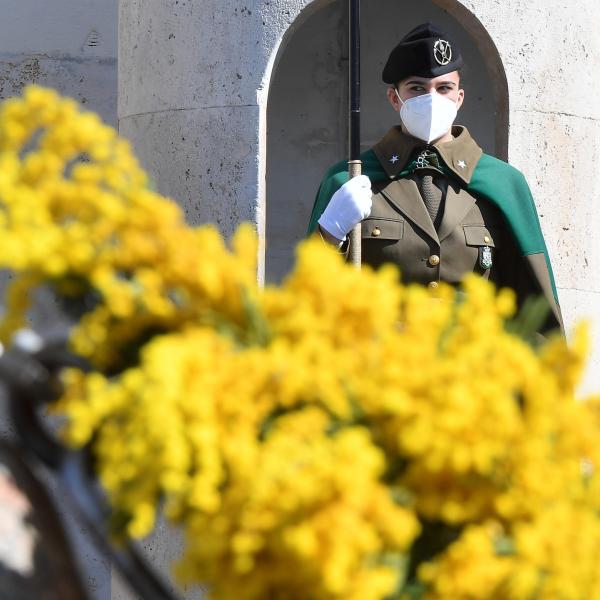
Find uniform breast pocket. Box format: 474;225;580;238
463;225;500;248
361;217;404;240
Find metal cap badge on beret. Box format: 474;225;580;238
382;22;463;84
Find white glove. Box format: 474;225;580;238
318;175;372;241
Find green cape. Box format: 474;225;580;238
307;149;558;302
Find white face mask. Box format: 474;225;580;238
395;90;458;144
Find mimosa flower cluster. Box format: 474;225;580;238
1;86;600;600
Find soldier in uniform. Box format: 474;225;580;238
307;22;562;332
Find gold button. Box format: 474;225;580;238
428;254;440;266
372;227;381;237
428;281;439;289
484;235;491;244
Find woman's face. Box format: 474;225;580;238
387;71;464;111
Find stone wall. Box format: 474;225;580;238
0;2;119;599
0;0;118;126
120;0;600;394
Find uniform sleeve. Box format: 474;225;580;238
494;229;563;334
470;154;560;305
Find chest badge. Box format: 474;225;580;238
479;245;493;270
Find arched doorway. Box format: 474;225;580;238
265;0;508;283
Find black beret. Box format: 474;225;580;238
382;22;463;84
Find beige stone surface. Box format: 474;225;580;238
455;0;600;119
508;109;600;294
120;105;260;237
0;0;118;126
558;288;600;396
0;3;118;600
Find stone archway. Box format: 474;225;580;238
264;0;509;283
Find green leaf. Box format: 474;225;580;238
398;582;427;600
494;535;516;556
504;295;551;347
240;286;272;346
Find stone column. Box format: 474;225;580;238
118;0;339;282
119;0;270;281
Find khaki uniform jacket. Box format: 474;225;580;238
357;126;562;331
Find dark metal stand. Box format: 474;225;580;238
0;340;182;600
347;0;362;267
